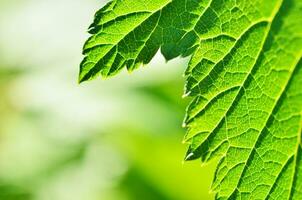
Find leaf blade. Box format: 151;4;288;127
79;0;302;199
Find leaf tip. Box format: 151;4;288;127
184;152;195;161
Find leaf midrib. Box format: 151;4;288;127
224;0;302;198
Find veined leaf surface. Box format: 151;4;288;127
79;0;302;199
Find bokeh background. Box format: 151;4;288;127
0;0;216;199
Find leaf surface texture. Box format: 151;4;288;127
80;0;302;199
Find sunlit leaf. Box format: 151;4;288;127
80;0;302;199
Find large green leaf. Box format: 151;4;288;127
79;0;302;199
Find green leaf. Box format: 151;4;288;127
79;0;302;199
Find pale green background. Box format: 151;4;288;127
0;0;216;199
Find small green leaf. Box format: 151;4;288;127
80;0;302;199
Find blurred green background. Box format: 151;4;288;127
0;0;216;199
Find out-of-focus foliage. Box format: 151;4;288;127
0;0;215;200
0;63;216;200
